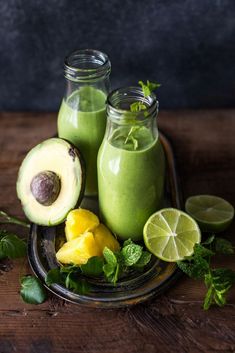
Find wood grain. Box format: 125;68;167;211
0;111;234;353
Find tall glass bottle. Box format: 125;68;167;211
58;49;111;196
97;87;165;241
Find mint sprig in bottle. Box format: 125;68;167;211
58;49;111;196
97;83;165;241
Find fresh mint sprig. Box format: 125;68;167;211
46;239;152;289
130;80;161;113
177;236;235;310
122;80;161;150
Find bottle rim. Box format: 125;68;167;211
107;86;158;122
64;49;111;82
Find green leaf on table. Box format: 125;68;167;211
215;237;234;255
0;231;26;259
203;268;235;310
80;256;104;277
20;276;47;304
121;243;142;266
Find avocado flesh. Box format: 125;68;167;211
16;138;85;226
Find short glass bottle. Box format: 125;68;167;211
57;49;111;196
97;87;165;241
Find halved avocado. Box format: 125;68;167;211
16;138;85;226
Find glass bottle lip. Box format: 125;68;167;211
64;49;111;82
107;86;159;122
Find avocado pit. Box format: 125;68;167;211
30;170;61;206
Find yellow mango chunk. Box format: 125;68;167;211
56;231;100;265
65;208;99;241
94;224;120;254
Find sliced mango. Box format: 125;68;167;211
65;208;99;241
56;231;100;265
94;224;120;253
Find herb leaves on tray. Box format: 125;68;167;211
46;239;152;294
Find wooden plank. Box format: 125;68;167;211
0;111;235;353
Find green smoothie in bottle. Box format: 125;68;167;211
57;49;111;196
98;86;165;241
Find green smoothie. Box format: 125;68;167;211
97;127;165;241
58;86;107;196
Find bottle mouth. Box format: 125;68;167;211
107;86;158;122
64;49;111;82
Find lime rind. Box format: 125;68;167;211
143;208;201;262
185;195;234;231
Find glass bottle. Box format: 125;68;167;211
97;87;165;241
57;49;111;196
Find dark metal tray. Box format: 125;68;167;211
28;131;182;308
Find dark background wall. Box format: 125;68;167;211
0;0;234;111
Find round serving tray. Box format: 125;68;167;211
28;131;183;308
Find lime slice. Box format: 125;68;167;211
143;208;201;262
185;195;234;232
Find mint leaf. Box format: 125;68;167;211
177;256;210;279
103;247;117;267
65;272;90;294
203;269;235;310
121;243;142;266
203;284;213;310
146;80;161;92
60;264;79;274
45;268;62;286
138;80;151;96
134;251;152;268
193;243;215;258
80;256;104;277
123;239;133;247
215;238;234;255
202;235;215;245
103;263;116;278
0;231;26;259
138;80;161;97
20;276;47;304
130;101;147;112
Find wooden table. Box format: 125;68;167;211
0;111;234;353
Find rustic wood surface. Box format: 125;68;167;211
0;110;234;353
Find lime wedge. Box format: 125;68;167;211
185;195;234;232
143;208;201;262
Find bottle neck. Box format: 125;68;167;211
63;49;111;102
105;87;159;151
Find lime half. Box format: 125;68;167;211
185;195;234;232
143;208;201;262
